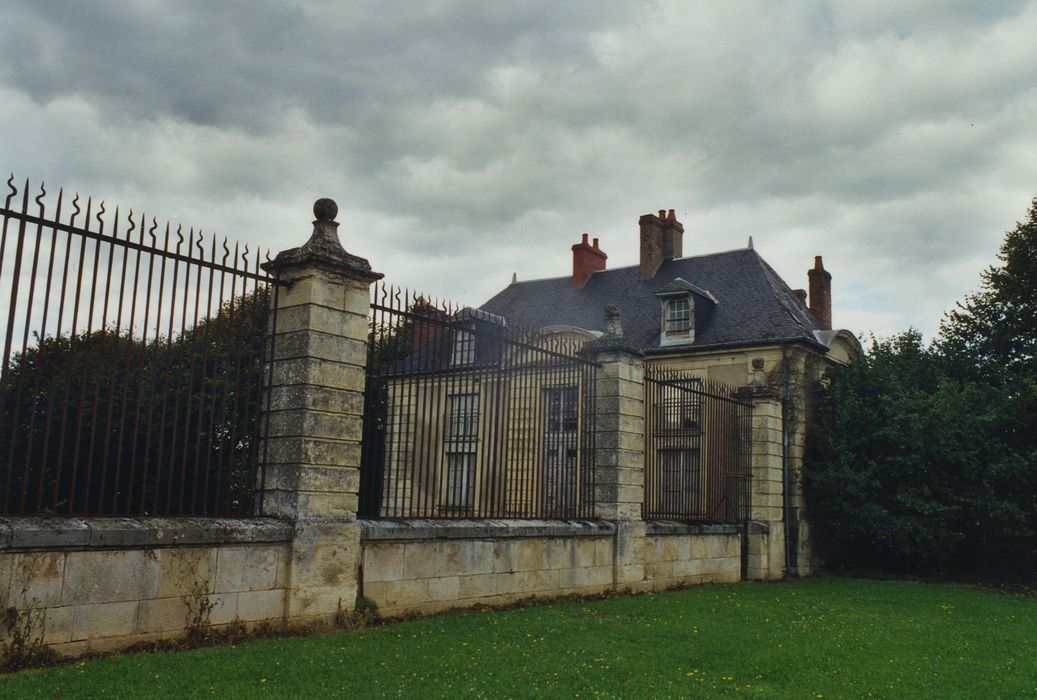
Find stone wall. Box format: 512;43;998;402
0;518;292;656
359;520;742;617
1;518;748;656
642;524;742;589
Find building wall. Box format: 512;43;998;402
650;342;843;576
380;358;596;518
642;528;742;590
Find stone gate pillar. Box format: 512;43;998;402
742;359;786;580
584;305;647;588
261;198;381;624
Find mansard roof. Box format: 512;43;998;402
480;248;827;352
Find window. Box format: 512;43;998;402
543;386;580;516
450;324;475;366
444;393;479;508
659;381;700;432
665;297;691;336
545;385;579;434
448;393;479;440
655;381;702;515
659;448;700;510
445;453;475;509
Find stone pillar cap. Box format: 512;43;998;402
263;198;383;281
583;304;643;356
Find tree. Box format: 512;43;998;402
805;198;1037;581
938;198;1037;563
0;288;270;516
938;197;1037;384
805;332;994;574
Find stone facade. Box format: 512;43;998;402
745;392;787;580
361;523;614;615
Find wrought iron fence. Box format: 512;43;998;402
360;283;599;519
644;368;752;522
0;177;286;517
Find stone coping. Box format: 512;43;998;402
645;521;742;536
360;518;616;542
0;516;293;551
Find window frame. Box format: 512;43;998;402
657;292;695;347
443;392;479;510
450;323;475;367
665;297;692;336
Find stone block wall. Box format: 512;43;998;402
642;526;742;590
2;518;751;657
0;518;292;657
358;520;743;617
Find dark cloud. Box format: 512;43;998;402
2;0;1036;338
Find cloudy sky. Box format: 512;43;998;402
2;0;1035;340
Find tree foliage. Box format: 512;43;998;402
805;200;1037;580
938;197;1037;384
0;289;270;516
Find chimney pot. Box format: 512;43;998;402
667;209;676;221
572;233;607;288
807;255;833;330
410;298;447;353
658;209;666;219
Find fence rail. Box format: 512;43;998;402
644;368;752;523
360;283;599;519
0;177;285;517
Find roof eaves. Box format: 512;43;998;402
644;335;830;356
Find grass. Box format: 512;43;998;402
2;578;1036;698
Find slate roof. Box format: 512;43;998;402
479;248;828;353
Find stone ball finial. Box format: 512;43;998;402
604;303;621;320
752;357;765;370
313;198;338;222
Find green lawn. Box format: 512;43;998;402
3;578;1035;698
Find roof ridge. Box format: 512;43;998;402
505;247;759;285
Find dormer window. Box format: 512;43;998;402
665;297;691;337
654;277;717;348
448;307;508;367
451;322;475;366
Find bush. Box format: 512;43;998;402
805;336;1036;580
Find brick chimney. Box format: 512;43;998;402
572;233;607;288
639;209;684;279
807;256;832;330
411;297;449;352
